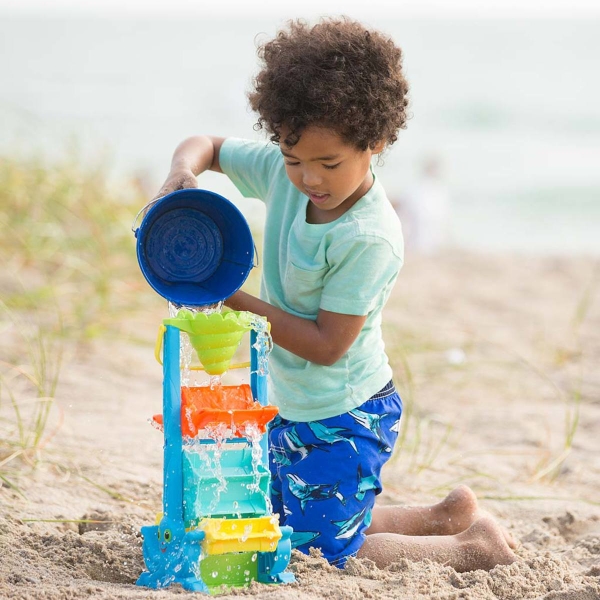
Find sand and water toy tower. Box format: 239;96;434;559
132;189;294;593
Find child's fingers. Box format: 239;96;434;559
156;171;199;199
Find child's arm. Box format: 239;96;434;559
154;136;226;198
156;135;367;366
226;290;367;366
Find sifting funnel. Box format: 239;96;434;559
163;310;253;375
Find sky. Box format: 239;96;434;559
1;0;600;18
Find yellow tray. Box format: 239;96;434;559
199;516;281;555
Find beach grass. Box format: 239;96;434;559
383;269;593;496
386;327;456;479
0;154;150;482
528;271;593;483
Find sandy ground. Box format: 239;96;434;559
1;250;599;600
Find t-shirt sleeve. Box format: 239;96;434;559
320;236;403;315
219;137;280;201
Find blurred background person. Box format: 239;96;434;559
392;155;450;255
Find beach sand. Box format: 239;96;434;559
1;250;599;599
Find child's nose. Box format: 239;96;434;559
302;169;322;188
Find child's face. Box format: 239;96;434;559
280;125;383;219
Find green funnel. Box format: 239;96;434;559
163;310;254;375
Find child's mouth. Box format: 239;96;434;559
308;191;330;204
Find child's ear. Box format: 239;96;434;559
372;140;386;154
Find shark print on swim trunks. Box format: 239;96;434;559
268;380;402;567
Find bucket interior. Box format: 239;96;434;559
137;190;254;305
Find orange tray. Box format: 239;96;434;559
153;384;278;438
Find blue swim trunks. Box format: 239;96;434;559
268;380;402;568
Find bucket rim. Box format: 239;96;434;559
135;188;254;305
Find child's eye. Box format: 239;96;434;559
323;163;341;170
284;160;300;167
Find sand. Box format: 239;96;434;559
1;250;599;600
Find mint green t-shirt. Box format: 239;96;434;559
219;138;404;422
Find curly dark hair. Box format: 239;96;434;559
248;17;410;151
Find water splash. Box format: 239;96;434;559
183;405;195;438
168;302;194;386
172;306;275;529
168;301;224;317
149;417;163;432
183;423;230;518
240;524;253;543
232;500;241;520
180;335;194;387
202;423;229;515
240;312;272;377
244;422;273;514
168;301;224;387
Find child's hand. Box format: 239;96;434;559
152;136;225;205
154;168;198;201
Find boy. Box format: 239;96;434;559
153;17;516;571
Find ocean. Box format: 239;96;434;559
1;13;599;255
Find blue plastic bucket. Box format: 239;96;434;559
134;189;254;306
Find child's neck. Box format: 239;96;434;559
306;202;342;224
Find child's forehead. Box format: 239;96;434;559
280;125;358;157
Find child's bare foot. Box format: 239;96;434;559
370;485;518;549
359;515;518;572
429;486;517;549
455;516;518;572
429;485;479;535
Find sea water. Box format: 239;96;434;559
1;16;599;255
